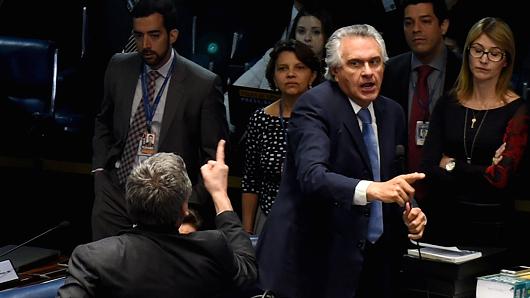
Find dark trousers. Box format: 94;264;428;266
356;240;401;298
91;169;131;241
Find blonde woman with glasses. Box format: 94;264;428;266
420;17;529;248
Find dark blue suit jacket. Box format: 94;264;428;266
256;81;408;298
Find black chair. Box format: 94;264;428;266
0;36;57;157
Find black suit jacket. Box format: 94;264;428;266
381;48;462;120
57;211;257;298
256;81;408;298
92;51;228;205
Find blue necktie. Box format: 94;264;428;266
357;108;383;243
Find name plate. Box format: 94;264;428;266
0;259;18;285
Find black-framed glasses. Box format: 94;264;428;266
468;44;505;62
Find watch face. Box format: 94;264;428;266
446;161;455;171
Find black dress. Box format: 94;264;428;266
241;108;288;216
421;95;528;246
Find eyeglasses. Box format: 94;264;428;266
468;44;505;62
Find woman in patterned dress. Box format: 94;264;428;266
241;39;322;235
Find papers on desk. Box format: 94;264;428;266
0;260;19;285
407;241;482;264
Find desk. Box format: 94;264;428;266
0;256;67;297
400;247;508;298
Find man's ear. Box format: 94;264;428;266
170;29;179;44
440;19;449;36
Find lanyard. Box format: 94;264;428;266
140;57;176;131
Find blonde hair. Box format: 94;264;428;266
455;17;515;103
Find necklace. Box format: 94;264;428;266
471;111;477;128
463;108;488;164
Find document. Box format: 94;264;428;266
407;241;482;264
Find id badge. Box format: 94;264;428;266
415;121;429;146
140;132;156;156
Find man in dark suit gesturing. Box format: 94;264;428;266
58;140;257;297
91;0;228;239
256;24;427;298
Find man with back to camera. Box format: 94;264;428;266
91;0;228;240
58;140;257;297
256;24;427;298
381;0;462;176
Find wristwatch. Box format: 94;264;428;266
445;160;456;172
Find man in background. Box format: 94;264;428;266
91;0;228;240
381;0;461;176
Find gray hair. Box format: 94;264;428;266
126;152;192;226
324;24;389;81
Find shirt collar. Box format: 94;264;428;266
349;98;376;121
410;46;447;72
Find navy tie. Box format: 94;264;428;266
357;108;383;243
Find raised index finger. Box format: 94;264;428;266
216;139;226;164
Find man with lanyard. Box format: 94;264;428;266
91;0;228;240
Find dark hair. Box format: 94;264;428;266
400;0;448;23
288;7;334;45
265;39;323;90
132;0;178;32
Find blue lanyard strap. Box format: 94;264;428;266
140;56;176;131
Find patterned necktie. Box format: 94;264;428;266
357;108;383;243
408;65;434;172
116;70;161;185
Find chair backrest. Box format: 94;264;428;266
0;36;57;116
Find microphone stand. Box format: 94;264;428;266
0;221;69;258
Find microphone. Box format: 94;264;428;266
396;144;406;175
396;144;422;256
0;221;70;258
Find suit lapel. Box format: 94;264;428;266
398;53;412;117
159;53;186;143
121;56;143;134
340;95;372;177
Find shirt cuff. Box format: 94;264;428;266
353;180;371;205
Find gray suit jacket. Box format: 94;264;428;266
92;51;228;205
57;211;257;298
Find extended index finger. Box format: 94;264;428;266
402;172;426;184
216;139;226;164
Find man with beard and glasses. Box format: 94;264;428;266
91;0;228;240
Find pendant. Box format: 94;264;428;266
471;117;476;128
467;157;471;164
